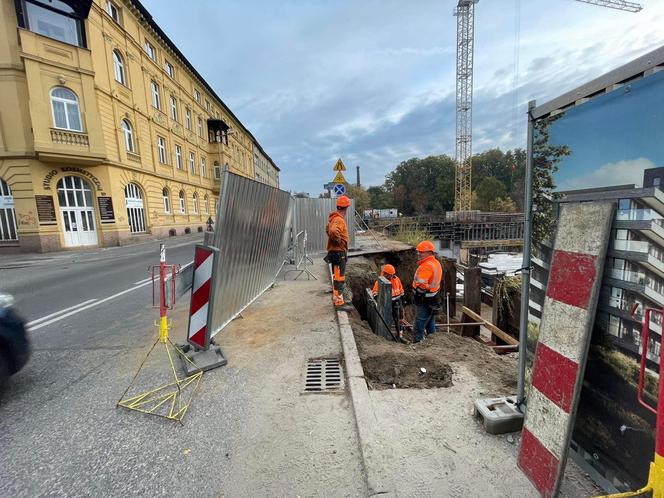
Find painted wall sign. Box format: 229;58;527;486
98;196;115;223
42;168;104;191
35;195;57;224
42;170;58;190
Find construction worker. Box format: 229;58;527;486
372;264;405;338
412;240;443;343
326;195;352;310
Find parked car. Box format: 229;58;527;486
0;293;30;399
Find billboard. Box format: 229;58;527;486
522;48;664;492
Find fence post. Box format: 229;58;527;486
462;267;482;338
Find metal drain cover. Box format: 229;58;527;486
304;357;344;393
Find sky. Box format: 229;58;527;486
551;69;664;191
141;0;664;195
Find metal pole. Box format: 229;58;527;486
159;243;168;343
446;292;451;334
517;100;536;408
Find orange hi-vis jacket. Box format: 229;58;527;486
372;275;405;300
412;255;443;297
326;211;349;252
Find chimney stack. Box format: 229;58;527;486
356;165;361;187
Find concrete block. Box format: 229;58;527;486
177;343;227;375
473;396;524;435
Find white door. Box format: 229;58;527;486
0;178;18;241
57;176;98;247
124;183;146;233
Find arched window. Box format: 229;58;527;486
179;190;186;214
192;193;199;214
51;87;82;131
0;178;18;241
113;50;126;85
124;183;146;233
204;194;209;214
121;119;134;152
162;187;171;213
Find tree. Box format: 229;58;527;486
475;177;507;211
531;114;571;244
489;196;517;213
366;186;392;209
346;184;370;214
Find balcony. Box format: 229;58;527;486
615;208;664;247
610;238;664;278
604;268;664;306
50;129;89;147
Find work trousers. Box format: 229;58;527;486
414;303;436;342
327;251;347;305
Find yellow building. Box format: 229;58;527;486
0;0;275;252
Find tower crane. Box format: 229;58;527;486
453;0;643;212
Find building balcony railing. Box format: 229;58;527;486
612;239;649;254
50;128;89;147
607;268;646;285
617;208;664;228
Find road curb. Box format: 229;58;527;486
330;267;396;497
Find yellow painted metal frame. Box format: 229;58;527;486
595;453;664;497
117;318;203;424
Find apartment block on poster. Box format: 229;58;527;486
519;202;613;497
524;46;664;492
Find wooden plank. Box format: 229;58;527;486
462;267;482;338
461;306;518;346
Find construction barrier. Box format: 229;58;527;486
207;170;292;336
292;197;356;258
519;201;614;497
187;244;218;350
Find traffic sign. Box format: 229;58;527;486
333;159;346;172
323;182;335;191
333;183;346;196
332;171;346;184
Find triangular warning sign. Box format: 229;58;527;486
333;159;346;172
332;171;346;183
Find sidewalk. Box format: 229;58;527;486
173;257;367;496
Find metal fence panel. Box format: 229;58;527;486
209;171;293;336
292;198;356;255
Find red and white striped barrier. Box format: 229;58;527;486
187;244;218;350
519;201;614;497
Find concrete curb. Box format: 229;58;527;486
330;268;396;497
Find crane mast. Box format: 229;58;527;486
452;0;642;212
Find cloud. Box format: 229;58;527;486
142;0;664;194
557;158;657;190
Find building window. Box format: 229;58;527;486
192;193;199;214
150;80;161;110
179;190;186;213
162;187;171;213
50;87;82;131
197;117;203;137
175;144;182;169
124;183;146;234
157;136;166;164
194;89;201;102
121;119;134;152
164;61;175;78
200;157;206;177
0;178;18;241
106;1;121;24
205;99;211;111
112;50;126;85
214;161;221;180
204;194;209;214
170;96;178;121
185;108;191;130
655;177;662;188
22;0;85;47
144;40;156;61
189;152;196;174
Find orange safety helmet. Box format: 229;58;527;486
382;264;396;276
336;195;351;208
416;240;435;253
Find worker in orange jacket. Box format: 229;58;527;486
412;240;443;343
372;264;405;338
326;195;352;310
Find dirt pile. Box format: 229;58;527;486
363;352;453;389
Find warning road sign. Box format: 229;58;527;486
332;171;346;183
333;183;346;196
333;159;346;172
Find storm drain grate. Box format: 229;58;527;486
304;357;344;393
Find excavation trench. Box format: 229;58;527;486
345;248;517;393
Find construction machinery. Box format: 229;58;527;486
452;0;642;212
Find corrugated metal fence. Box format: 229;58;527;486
292;197;356;255
208;171;293;337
